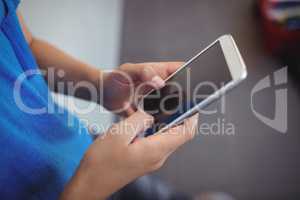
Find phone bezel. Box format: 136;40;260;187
139;34;247;134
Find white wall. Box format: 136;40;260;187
19;0;123;132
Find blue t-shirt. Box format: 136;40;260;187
0;0;4;22
0;0;93;199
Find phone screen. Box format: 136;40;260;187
141;41;232;134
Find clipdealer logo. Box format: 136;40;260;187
251;67;288;134
13;67;289;135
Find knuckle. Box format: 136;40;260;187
189;126;198;140
148;159;165;172
187;131;195;141
182;133;194;144
136;111;154;125
120;62;133;69
141;66;155;80
183;122;197;141
145;150;165;170
144;113;154;124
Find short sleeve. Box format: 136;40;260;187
12;0;21;10
4;0;20;11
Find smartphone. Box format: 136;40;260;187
139;35;247;135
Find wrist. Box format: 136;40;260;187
84;67;106;105
60;155;109;200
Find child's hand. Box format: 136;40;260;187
60;110;198;200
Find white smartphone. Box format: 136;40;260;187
139;35;247;136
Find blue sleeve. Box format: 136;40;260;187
4;0;20;11
11;0;20;10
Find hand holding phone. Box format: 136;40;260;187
139;35;247;135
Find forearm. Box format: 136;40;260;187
17;12;102;101
30;38;102;101
59;157;108;200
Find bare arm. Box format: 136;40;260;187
17;12;181;113
17;12;101;100
16;11;199;200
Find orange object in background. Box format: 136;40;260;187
258;0;300;55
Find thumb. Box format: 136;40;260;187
108;110;154;145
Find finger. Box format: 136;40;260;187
140;66;165;89
116;106;136;118
121;62;184;100
142;114;199;156
142;62;184;78
152;62;184;77
108;110;154;145
118;102;136;116
135;63;179;95
122;102;137;117
121;62;184;87
124;106;136;116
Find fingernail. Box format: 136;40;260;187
151;76;165;88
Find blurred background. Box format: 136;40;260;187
20;0;300;199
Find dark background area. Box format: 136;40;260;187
120;0;300;199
